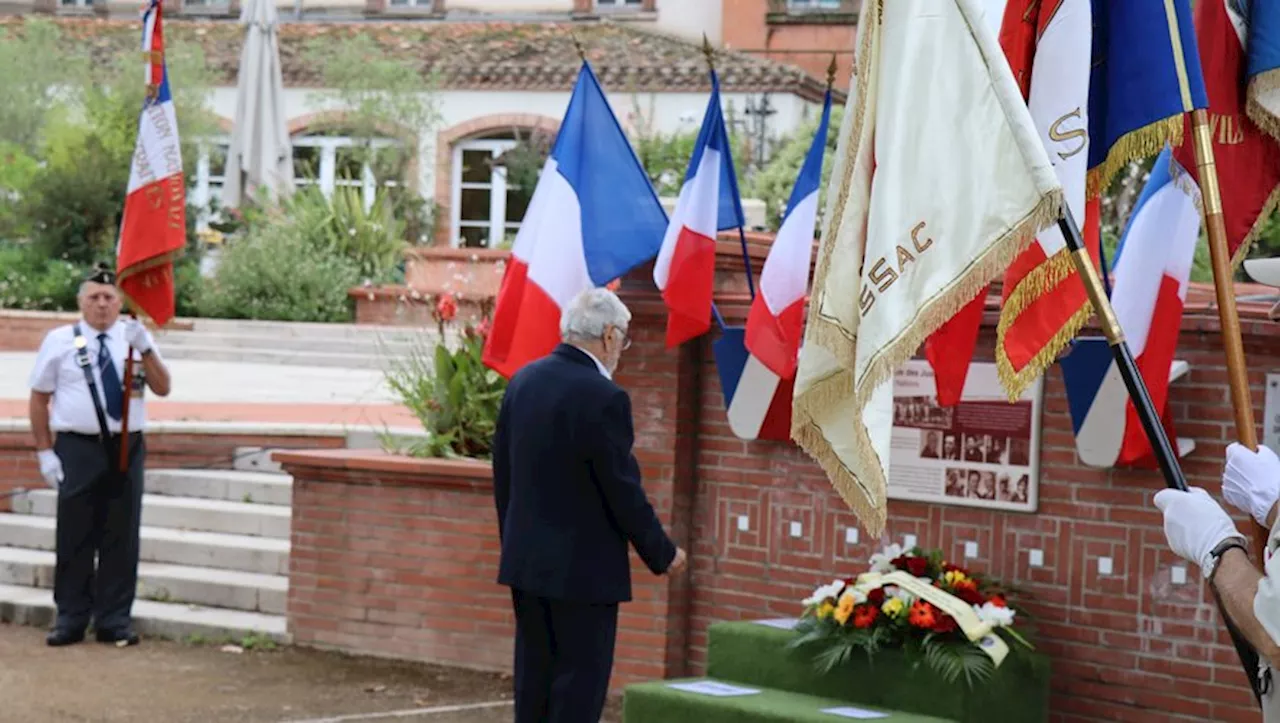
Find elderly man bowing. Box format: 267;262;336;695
492;287;687;722
1156;443;1280;717
28;265;171;647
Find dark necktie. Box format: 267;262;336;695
98;333;124;421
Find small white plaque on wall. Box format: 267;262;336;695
1265;375;1280;451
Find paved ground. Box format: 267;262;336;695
0;353;419;428
0;622;519;722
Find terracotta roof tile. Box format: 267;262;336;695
0;16;837;101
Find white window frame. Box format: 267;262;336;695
786;0;841;10
291;134;401;212
192;137;230;230
387;0;432;7
451;138;520;249
596;0;643;7
59;0;93;7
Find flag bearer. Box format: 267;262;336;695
27;264;171;647
1156;444;1280;717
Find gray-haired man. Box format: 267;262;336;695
492;287;686;722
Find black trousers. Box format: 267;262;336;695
510;588;619;723
52;432;145;634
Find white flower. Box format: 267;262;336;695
802;579;846;607
973;602;1016;628
886;585;913;605
868;543;904;574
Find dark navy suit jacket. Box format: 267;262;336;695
493;344;676;604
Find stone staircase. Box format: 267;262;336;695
0;463;293;644
154;317;455;370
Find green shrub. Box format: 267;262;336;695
287;186;407;283
197;222;360;323
0;243;81;311
383;297;506;459
744;105;843;231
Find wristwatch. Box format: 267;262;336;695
1206;535;1249;582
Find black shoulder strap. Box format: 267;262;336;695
73;323;114;453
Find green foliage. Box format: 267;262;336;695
745;105;844;230
493;128;554;214
0;242;81;311
630;116;752;198
276;186;407;282
0;19;87;156
197;220;361;323
383;313;507;460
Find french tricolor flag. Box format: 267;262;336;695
718;91;833;442
116;0;186;326
652;73;746;349
1060;147;1201;467
482;63;668;379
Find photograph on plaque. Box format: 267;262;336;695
888;360;1042;512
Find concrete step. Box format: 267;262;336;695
146;469;292;506
0;582;288;642
0;515;289;576
156;331;431;355
13;490;291;539
182;317;451;342
0;547;287;615
157;343;397;370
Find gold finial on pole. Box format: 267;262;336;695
701;32;715;72
825;54;837;89
572;32;586;62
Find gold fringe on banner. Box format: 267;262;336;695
994;250;1094;400
1085;115;1185;198
1248;71;1280;144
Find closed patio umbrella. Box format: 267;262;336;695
222;0;294;208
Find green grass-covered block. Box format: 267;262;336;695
623;678;953;723
706;621;1050;723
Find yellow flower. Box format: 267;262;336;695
833;591;857;626
943;570;970;587
816;601;836;620
881;597;905;619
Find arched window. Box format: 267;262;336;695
291;130;404;211
451;131;532;249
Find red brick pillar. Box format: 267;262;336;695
607;236;771;687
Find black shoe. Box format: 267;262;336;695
46;628;86;647
95;628;139;647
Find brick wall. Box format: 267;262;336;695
278;452;516;671
0;310;195;352
674;293;1274;723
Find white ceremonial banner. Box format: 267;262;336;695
890;360;1042;513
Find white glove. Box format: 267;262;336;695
37;449;63;490
123;318;154;354
1153;487;1241;577
1222;442;1280;527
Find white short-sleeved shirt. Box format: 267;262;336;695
27;320;153;435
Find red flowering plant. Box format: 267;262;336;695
789;544;1035;688
383;294;507;459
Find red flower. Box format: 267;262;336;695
852;604;879;629
894;556;928;576
867;588;886;606
606;278;622;291
436;293;458;322
942;562;970;576
953;583;986;606
989;594;1008;608
907;600;938;629
931;613;958;634
475;317;492;339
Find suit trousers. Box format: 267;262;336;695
52;432;145;634
510;588;619;723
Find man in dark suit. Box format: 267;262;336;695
492;288;687;723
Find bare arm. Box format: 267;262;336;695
140;350;171;397
28;391;53;451
1211;548;1280;663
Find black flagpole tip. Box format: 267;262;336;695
826;54;838;88
572;32;586;62
701;33;715;71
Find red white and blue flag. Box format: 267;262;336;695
653;73;746;349
116;0;186;326
717;91;832;442
482;62;668;379
1061;147;1201;467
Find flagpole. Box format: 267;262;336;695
1189;108;1272;561
1057;205;1264;706
118;308;137;474
701;34;757;301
